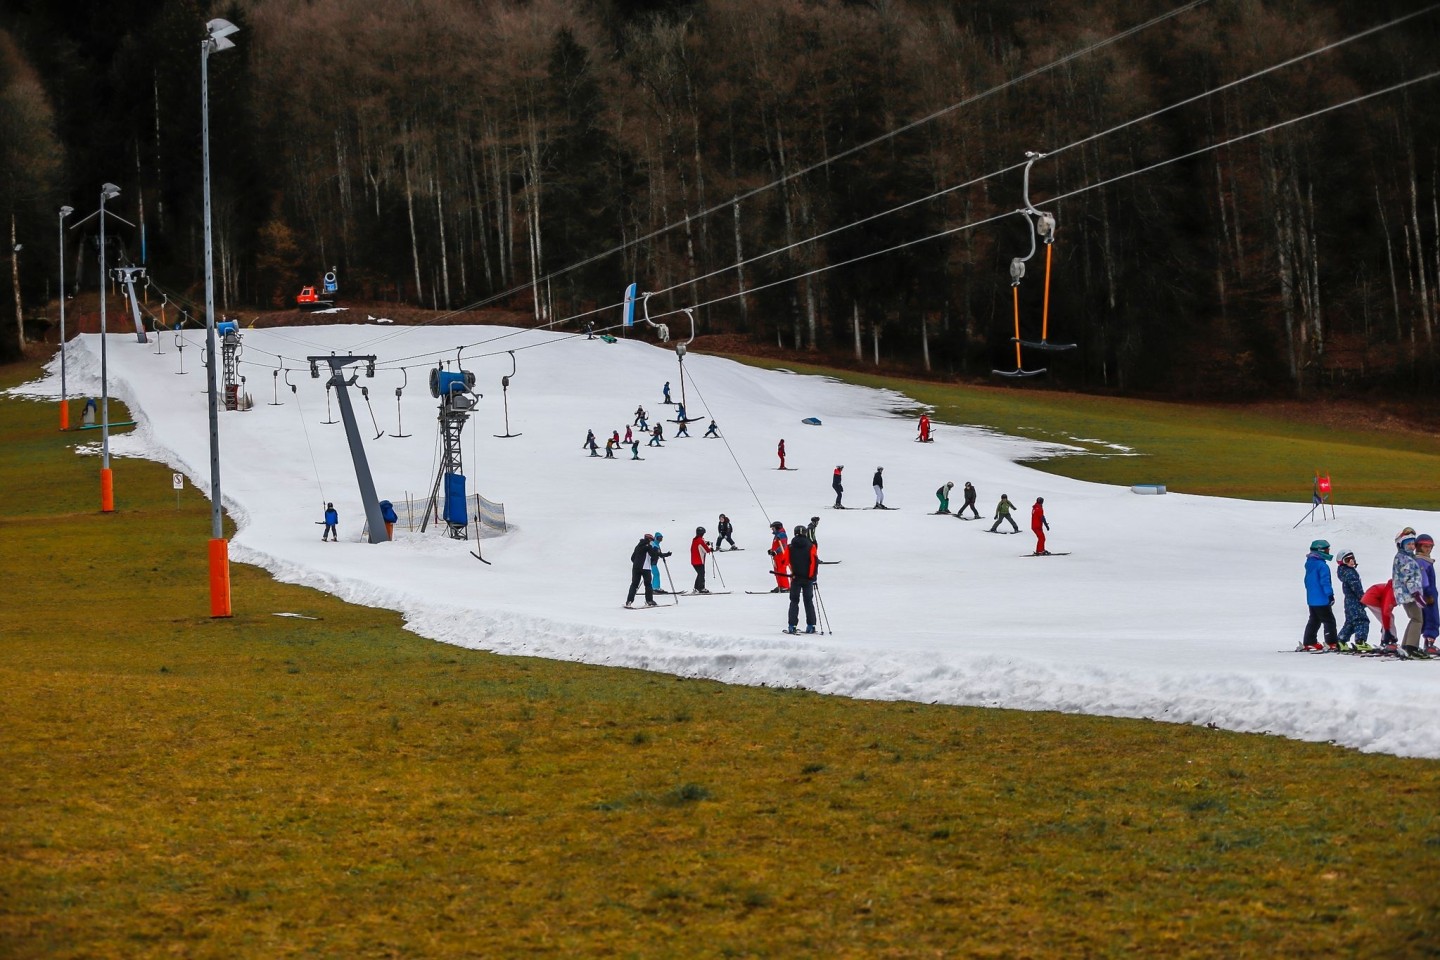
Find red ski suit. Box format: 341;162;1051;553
1031;500;1048;554
769;534;791;589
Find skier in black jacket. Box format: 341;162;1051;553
785;524;818;634
958;481;980;519
626;534;662;607
716;514;737;550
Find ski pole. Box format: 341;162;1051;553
709;547;726;588
661;556;680;603
813;580;832;634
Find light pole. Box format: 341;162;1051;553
58;205;72;430
202;17;238;618
98;182;120;513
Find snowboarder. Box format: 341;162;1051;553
379;499;398;541
321;502;338;541
633;405;648;428
872;467;886;508
1301;539;1339;651
1415;534;1439;654
662;381;672;404
716;514;736;551
784;522;818;634
648;423;665;447
832;466;844;508
767;521;790;592
1393;531;1426;655
690;527;714;593
703;419;719;438
777;439;786;470
918;413;932;443
625;533;661;607
988;494;1018;533
1334;549;1370;650
935;482;954;514
583;429;600;457
1031;497;1050;554
958;481;980;519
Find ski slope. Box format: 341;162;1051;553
15;323;1440;759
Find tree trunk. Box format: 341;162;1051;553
1378;185;1403;344
853;301;862;361
732;195;748;332
11;213;23;350
402;136;423;305
872;321;880;366
434;176;451;310
920;313;931;372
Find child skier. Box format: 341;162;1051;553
832;466;844;508
676;418;690;438
624;425;633;444
767;521;791;592
662;381;672;404
1031;497;1050;555
630;440;642;460
1301;539;1339;651
583;429;600;457
936;481;954;514
321;502;338;541
1393;531;1426;655
648;424;665;447
690;527;714;593
777;439;786;469
872;467;886;509
633;406;648;428
650;531;671;592
703;420;719;438
1334;548;1370;651
1415;534;1438;655
988;494;1018;533
379;499;398;541
716;514;736;550
958;481;979;519
604;436;617;459
1361;580;1398;647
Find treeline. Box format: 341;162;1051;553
2;0;1439;398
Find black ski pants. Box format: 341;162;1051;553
693;563;706;592
832;479;843;507
1303;604;1338;647
627;567;655;604
959;499;979;518
788;579;816;629
989;514;1018;532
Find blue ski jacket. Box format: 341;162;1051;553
1304;551;1334;606
1393;548;1425;603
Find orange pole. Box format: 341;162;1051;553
59;400;69;431
1012;285;1023;367
100;468;114;513
208;538;233;618
1040;242;1054;340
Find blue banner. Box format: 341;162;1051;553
623;282;637;326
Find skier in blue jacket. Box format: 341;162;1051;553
322;502;339;542
1300;539;1338;651
1333;548;1370;651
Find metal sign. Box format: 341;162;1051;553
172;472;184;489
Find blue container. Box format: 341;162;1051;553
443;473;468;526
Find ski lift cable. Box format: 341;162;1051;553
286;368;328;504
347;3;1430;371
677;362;774;532
344;0;1212;354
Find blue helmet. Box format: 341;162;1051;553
654;531;663;541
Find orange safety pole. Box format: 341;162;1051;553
209;538;232;618
100;467;114;512
1040;242;1054;341
59;400;69;431
1012;285;1023;367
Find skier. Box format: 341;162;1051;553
872;467;886;509
1301;539;1339;651
805;516;820;545
777;439;787;470
703;419;719;438
321;502;338;541
633;405;648;428
676;418;690;438
690;527;714;593
662;381;672;404
630;440;642;460
716;514;736;551
767;521;791;592
958;481;980;519
988;494;1018;533
648;423;665;447
1393;531;1426;656
604;436;617;459
676;402;687;422
935;481;954;514
650;531;671;593
1415;534;1438;655
625;533;660;607
1031;497;1050;554
832;465;844;508
379;499;399;541
583;429;600;457
624;424;634;444
1361;580;1398;647
784;522;818;635
918;413;932;443
1334;549;1370;651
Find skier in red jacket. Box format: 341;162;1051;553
777;439;786;470
690;527;714;594
1031;497;1050;555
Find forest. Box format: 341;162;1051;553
1;0;1438;399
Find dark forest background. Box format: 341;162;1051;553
1;0;1438;399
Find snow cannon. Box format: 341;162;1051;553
430;368;477;410
217;319;239;341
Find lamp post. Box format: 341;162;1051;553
98;182;120;513
58;205;72;430
202;17;238;618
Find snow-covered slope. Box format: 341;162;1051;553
15;324;1440;758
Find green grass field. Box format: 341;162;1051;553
727;357;1440;510
2;353;1438;958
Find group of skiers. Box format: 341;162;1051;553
585;385;720;460
1300;528;1439;658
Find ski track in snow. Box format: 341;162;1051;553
13;324;1440;759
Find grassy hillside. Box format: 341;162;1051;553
2;352;1438;958
726;357;1440;510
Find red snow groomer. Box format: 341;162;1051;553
296;268;339;311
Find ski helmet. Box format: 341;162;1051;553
1309;539;1332;558
696;526;706;536
1397;531;1417;547
771;521;784;531
654;531;663;541
1419;534;1435;546
643;533;653;541
1037;497;1044;504
1335;548;1355;563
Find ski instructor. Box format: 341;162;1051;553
784;522;818;634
